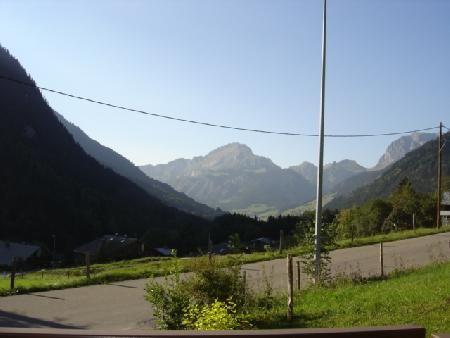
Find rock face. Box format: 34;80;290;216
57;113;221;219
372;133;437;171
140;143;315;214
327;132;449;210
289;159;367;192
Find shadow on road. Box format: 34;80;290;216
30;294;64;300
0;310;84;329
107;284;138;289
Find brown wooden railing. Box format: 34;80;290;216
0;326;426;338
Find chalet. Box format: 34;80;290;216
73;234;141;263
0;241;42;268
249;237;276;251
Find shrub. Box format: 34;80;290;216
182;299;250;330
146;255;250;329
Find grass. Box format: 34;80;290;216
1;226;449;296
248;261;450;337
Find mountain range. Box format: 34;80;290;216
140;132;438;217
327;131;449;210
56;113;221;219
140;143;316;215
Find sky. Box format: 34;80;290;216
0;0;449;168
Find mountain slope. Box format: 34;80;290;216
327;133;449;209
289;159;367;192
56;113;220;219
0;46;209;253
140;143;315;215
372;133;436;170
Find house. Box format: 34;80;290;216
150;247;173;257
249;237;276;252
73;234;140;263
0;241;42;268
211;242;231;255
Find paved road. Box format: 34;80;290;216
1;232;449;330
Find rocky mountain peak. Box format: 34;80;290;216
372;133;436;171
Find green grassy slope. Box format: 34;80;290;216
252;261;450;336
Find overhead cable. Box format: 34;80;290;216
0;74;442;138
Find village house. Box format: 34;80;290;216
0;240;43;269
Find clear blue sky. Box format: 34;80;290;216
1;0;449;168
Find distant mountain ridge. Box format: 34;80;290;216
141;143;315;215
141;133;439;217
372;133;436;170
289;159;367;192
327;132;449;209
56;113;221;219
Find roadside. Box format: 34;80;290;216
0;231;449;330
1;226;449;296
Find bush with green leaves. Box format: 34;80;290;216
146;255;250;329
182;299;250;330
296;210;336;285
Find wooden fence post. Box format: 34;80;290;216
10;257;17;290
379;242;384;278
296;260;301;290
287;254;293;321
85;253;91;280
279;230;284;254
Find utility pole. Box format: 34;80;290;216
314;0;327;285
437;122;442;228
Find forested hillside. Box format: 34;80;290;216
57;113;221;219
0;46;210;255
327;133;449;209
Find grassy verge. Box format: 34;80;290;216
1;226;449;296
248;261;450;337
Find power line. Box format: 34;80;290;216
0;74;443;138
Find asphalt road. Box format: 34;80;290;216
1;232;449;330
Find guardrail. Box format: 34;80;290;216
0;326;426;338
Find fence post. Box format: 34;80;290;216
10;257;17;290
287;254;293;321
379;242;384;278
296;260;301;290
279;230;284;254
85;253;91;280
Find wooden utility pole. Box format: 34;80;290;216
287;254;294;321
314;0;327;285
296;260;301;290
437;122;443;228
379;242;384;278
10;257;17;290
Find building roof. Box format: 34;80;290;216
251;237;275;245
0;241;40;266
74;234;137;256
153;247;173;256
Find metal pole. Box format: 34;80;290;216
314;0;327;285
437;122;442;228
